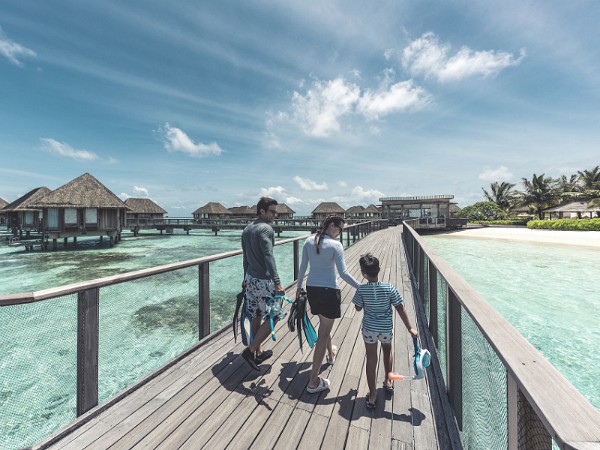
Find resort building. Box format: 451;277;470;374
30;173;129;249
312;202;345;220
274;203;295;220
2;187;51;236
542;201;600;219
229;205;255;219
379;195;454;221
345;204;382;220
192;202;232;220
124;198;167;220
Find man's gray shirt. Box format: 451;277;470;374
241;218;281;285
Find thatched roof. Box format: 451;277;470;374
2;187;51;212
193;202;232;215
31;173;128;209
124;198;167;214
346;205;365;214
543;201;599;213
276;203;295;214
365;204;380;213
229;205;254;215
312;202;345;214
0;197;8;209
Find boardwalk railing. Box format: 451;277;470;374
0;221;380;449
402;220;600;450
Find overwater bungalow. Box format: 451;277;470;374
345;205;365;219
312;201;345;220
0;197;8;226
124;198;167;220
30;173;129;249
192;202;232;221
2;187;51;237
542;200;600;219
274;203;295;219
228;205;254;219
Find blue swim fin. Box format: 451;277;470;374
303;313;317;348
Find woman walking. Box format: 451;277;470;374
296;215;360;393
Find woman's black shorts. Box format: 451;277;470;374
306;286;342;319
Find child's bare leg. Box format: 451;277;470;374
365;342;378;404
381;342;393;387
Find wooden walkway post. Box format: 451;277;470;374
77;288;99;416
198;263;210;339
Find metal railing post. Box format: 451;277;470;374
77;287;99;416
447;288;463;429
199;263;210;339
293;240;300;281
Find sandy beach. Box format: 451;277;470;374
438;226;600;248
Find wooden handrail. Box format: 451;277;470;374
402;222;600;449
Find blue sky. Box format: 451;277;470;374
1;1;599;216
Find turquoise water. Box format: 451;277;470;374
423;233;600;413
0;229;307;450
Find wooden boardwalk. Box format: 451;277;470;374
35;226;460;450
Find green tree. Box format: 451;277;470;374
555;174;583;203
482;181;517;212
520;173;557;219
459;201;507;221
577;166;600;191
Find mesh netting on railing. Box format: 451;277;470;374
423;255;430;320
516;387;553;450
209;254;244;333
98;266;200;404
436;276;447;381
460;307;508;449
0;295;78;450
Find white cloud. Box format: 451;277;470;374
260;186;286;198
40;138;100;161
287;72;430;138
0;28;36;67
357;80;431;120
402;32;525;82
160;123;222;157
119;192;130;200
133;186;150;196
291;78;360;137
352;185;385;200
338;181;348;188
478;166;513;181
293;175;328;191
384;49;395;61
285;196;304;205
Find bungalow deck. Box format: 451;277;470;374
34;227;461;450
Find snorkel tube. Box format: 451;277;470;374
388;337;431;381
266;295;293;341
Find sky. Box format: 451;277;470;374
1;1;599;216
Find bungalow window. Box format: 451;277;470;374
85;208;98;224
47;208;59;229
25;211;34;225
64;208;77;225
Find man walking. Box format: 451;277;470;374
240;197;285;370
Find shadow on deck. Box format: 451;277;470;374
34;227;461;450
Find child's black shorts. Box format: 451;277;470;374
306;286;341;319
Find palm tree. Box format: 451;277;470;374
520;173;557;219
556;174;583;203
577;166;600;191
482;181;517;212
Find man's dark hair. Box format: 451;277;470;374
359;253;380;277
257;197;278;215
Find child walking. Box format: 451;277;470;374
352;253;419;409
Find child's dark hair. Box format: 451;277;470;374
359;253;380;277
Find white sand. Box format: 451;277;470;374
439;226;600;248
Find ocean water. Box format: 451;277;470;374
0;229;308;450
422;233;600;413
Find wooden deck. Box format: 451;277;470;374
34;226;460;450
